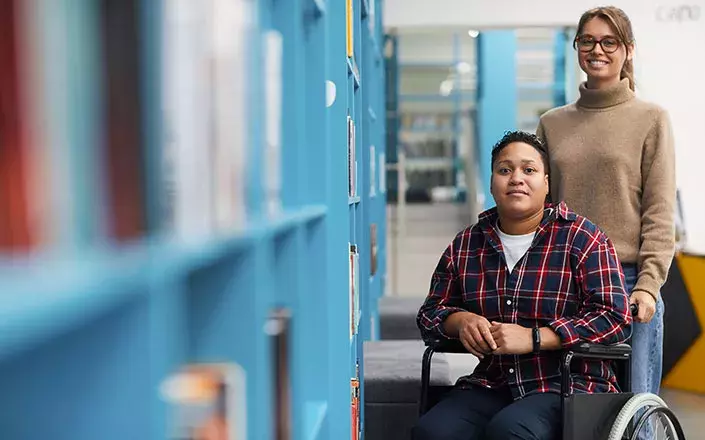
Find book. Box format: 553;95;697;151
266;308;292;440
264;30;283;218
99;0;149;241
351;362;361;440
349;244;360;337
0;0;38;251
369;145;376;197
160;362;247;440
347;116;356;197
162;0;215;240
346;0;353;57
210;0;251;232
349;243;355;339
378;152;386;194
370;224;377;276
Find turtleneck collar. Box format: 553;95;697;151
577;77;634;109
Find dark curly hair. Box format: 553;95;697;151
490;130;549;176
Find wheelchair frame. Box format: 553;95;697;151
419;339;636;440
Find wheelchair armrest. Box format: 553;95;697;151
424;338;468;354
561;342;633;396
567;342;631;360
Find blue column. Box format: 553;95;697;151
477;30;517;210
563;28;579;104
553;29;567;107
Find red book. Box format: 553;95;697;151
0;0;37;251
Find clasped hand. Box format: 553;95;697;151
458;313;533;359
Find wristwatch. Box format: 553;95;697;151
532;327;541;354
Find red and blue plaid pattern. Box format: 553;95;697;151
417;201;633;400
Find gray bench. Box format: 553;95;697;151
363;340;453;440
378;296;424;340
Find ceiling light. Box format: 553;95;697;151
456;62;472;74
467;29;479;38
439;80;453;96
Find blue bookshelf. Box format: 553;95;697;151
0;0;386;439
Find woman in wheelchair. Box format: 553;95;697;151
412;131;634;440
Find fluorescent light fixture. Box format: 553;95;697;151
467;29;479;38
439;79;453;96
456;62;472;74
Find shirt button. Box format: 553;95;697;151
506;300;512;305
509;368;515;374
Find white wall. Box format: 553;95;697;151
386;0;705;255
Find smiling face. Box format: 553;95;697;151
490;142;549;220
576;16;633;89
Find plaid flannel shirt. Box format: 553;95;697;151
417;202;632;400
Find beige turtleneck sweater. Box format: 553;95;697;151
536;78;676;300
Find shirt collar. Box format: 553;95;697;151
477;201;575;231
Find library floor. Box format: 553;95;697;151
386;202;705;438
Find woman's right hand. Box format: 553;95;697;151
458;312;498;359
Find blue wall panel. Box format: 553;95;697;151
477;30;517;209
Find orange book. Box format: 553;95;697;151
351;376;360;440
160;363;247;440
0;0;41;252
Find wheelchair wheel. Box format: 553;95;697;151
607;393;686;440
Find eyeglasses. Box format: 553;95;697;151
574;36;621;53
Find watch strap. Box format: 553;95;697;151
532;327;541;354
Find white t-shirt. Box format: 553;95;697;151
497;227;535;272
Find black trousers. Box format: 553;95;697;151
411;385;561;440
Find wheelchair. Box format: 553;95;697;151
419;308;686;439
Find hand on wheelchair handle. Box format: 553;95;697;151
629;291;656;323
630;303;638;317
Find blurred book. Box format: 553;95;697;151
162;0;216;240
369;145;376;198
351;362;360;440
370;224;378;276
160;363;247;440
210;0;251;232
0;0;43;252
346;0;353;57
99;0;149;242
266;307;292;440
349;244;360;338
264;30;283;218
347;116;356;197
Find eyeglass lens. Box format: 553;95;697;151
575;36;620;53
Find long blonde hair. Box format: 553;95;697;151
575;6;636;91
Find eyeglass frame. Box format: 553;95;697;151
572;35;624;54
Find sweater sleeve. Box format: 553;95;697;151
634;109;676;299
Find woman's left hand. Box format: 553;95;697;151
489;322;533;355
631;290;656;323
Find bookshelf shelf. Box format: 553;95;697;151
0;0;385;439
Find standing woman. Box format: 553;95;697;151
537;6;676;398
